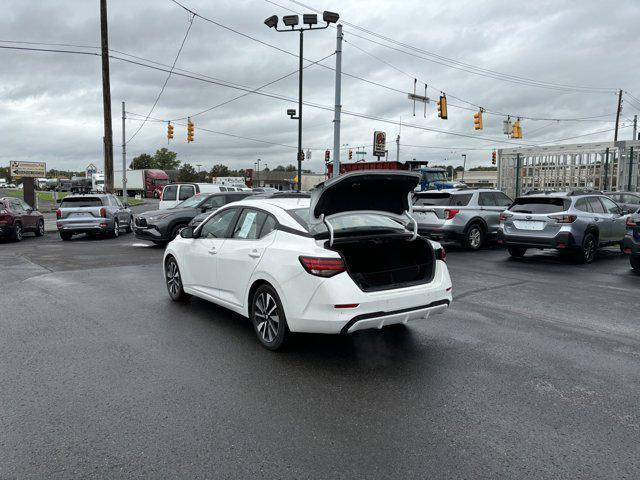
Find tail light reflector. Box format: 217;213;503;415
435;246;446;261
99;207;107;218
56;209;61;219
499;212;513;222
334;304;359;309
548;214;577;223
626;216;638;227
444;209;459;220
299;256;345;277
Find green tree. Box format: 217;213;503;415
273;165;286;171
285;164;297;172
129;153;156;170
177;163;198;182
154;148;180;170
469;166;497;171
210;164;230;178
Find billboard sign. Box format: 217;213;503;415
10;161;46;178
373;131;386;157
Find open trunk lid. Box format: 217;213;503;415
308;171;420;243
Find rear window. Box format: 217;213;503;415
509;197;569;214
288;208;404;235
60;197;104;208
413;193;472;207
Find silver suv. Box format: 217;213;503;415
56;194;133;241
413;188;513;250
498;191;628;263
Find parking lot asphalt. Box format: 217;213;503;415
1;232;639;479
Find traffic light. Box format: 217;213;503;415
348;149;353;160
324;149;330;162
511;119;522;139
299;150;305;161
167;122;174;140
187;118;195;142
473;109;483;130
492;150;497;165
437;95;448;119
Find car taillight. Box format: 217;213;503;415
499;212;513;222
56;209;61;219
299;256;345;277
99;207;107;217
626;216;638;227
435;247;446;262
548;214;577;223
444;209;459;220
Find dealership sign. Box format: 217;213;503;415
10;161;46;178
373;131;386;157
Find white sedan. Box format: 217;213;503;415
163;171;452;350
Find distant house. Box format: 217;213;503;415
460;170;498;189
251;170;325;191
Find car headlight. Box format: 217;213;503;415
146;213;172;223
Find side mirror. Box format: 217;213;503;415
180;226;195;239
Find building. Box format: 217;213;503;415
252;170;326;191
497;140;640;198
459;170;497;189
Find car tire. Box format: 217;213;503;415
165;256;191;302
577;232;597;264
112;219;120;238
630;255;640;272
125;216;134;233
508;246;527;258
35;219;45;237
11;222;23;242
463;223;484;251
250;284;289;351
60;232;73;241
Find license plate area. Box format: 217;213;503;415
514;220;545;231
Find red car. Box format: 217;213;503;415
0;197;45;241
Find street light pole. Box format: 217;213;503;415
461;154;467;182
297;29;303;192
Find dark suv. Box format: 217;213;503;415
0;197;45;241
622;213;640;271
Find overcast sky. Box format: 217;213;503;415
1;0;639;174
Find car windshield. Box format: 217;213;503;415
421;170;448;183
509;197;569;214
60;197;103;208
155;179;169;186
414;193;472;206
288;208;405;235
173;194;205;209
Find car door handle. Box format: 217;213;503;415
208;247;217;255
248;249;261;258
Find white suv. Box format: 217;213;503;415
163;171;452;350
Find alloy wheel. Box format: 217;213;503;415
38;220;45;236
166;260;181;298
254;292;280;343
14;224;23;241
468;227;481;249
584;237;596;262
113;220;119;237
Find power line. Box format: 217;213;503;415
126;13;195;143
539;124;631;145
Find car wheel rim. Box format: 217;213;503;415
114;222;119;236
16;225;22;240
166;261;181;297
469;228;481;248
585;238;595;261
255;292;279;343
38;221;44;235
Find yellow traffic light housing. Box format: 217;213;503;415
437;95;448;119
348;149;353;160
187;118;195;142
167;122;174;140
511;119;522;139
473;109;483;130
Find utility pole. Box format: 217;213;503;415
461;154;467;181
331;24;343;179
121;101;127;203
633;115;638;140
100;0;114;193
614;88;623;142
396;117;401;162
629;146;634;191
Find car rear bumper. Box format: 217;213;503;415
498;229;576;249
57;219;113;233
622;235;640;255
283;260;452;334
417;224;466;241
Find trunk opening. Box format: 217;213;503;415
329;235;435;292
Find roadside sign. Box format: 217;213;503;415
10;161;46;178
373;131;386;157
306;149;312;160
86;163;98;176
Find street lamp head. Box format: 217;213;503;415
282;15;299;27
303;13;318;25
323;11;339;24
264;15;278;28
287;108;297;117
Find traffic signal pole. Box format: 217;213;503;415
614;89;623;142
297;30;303;192
121;101;127;203
100;0;114;193
331;24;343;178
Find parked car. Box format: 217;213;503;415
412;188;513;250
605;191;640;213
0;197;45;241
187;192;255;229
56;194;133;240
252;187;278;194
163;171;452;350
159;183;229;210
622;213;640;271
137;191;253;245
498;191;628;263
